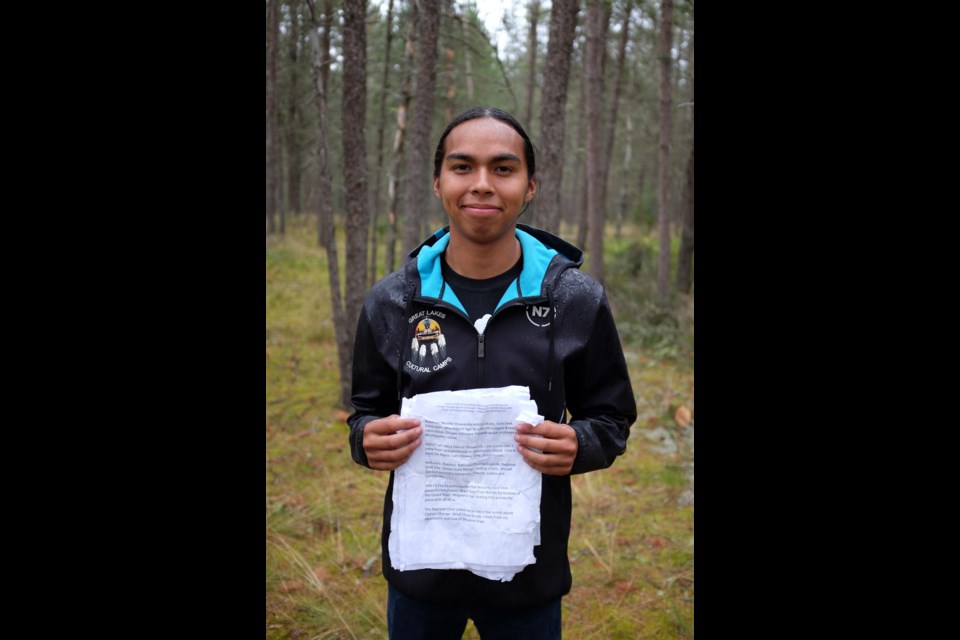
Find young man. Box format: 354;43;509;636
348;107;636;639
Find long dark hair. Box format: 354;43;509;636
432;107;536;179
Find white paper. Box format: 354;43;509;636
390;386;544;581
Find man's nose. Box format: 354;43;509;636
470;169;493;194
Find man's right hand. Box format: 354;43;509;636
362;415;422;471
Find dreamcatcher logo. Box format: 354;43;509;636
405;312;453;373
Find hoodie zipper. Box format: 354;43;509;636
411;298;487;385
477;332;485;386
473;298;530;388
413;280;561;390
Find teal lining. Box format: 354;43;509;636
416;227;560;315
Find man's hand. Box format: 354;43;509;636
362;415;422;471
515;420;578;475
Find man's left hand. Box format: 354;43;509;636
515;421;578;476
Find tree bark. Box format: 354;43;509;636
443;45;456;123
306;0;350;407
535;0;579;235
266;0;280;235
616;113;632;238
286;1;302;216
675;117;693;295
656;0;674;302
585;0;605;284
676;31;694;295
460;11;474;101
599;0;632;231
321;0;333;96
386;6;417;276
636;159;646;225
441;0;458;124
341;0;370;407
369;0;396;288
575;62;588;247
492;41;520;114
524;1;541;128
401;0;442;255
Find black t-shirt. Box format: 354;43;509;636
441;253;523;323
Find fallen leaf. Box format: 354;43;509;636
675;405;692;427
283;580;306;593
335;410;350;423
649;536;668;550
323;443;341;452
615;580;634;593
279;494;305;507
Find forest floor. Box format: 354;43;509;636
266;215;694;639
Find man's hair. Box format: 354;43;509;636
432;107;536;179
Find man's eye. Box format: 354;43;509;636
495;166;513;174
452;164;470;172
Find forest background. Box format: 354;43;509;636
266;0;694;637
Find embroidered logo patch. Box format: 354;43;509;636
405;311;453;373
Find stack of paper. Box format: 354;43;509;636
389;386;544;581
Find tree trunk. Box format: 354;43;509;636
676;32;694;295
616;113;632;238
585;0;605;284
535;0;579;235
369;0;396;288
599;0;612;76
321;0;333;96
306;0;350;408
524;1;541;128
656;0;673;303
386;7;417;276
492;41;520;114
599;0;631;230
575;62;588;247
321;0;335;221
673;18;688;108
401;0;441;255
266;0;280;235
460;11;474;101
286;1;302;217
636;160;646;225
443;45;456;123
340;0;370;408
457;7;518;111
675;118;693;295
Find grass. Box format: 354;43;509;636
266;214;694;639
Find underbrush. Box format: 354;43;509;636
604;232;694;365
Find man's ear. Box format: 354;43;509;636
525;177;538;203
433;177;441;199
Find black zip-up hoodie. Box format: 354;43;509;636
348;224;637;609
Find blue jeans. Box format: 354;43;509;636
387;584;562;640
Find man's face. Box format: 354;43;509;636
433;117;537;248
